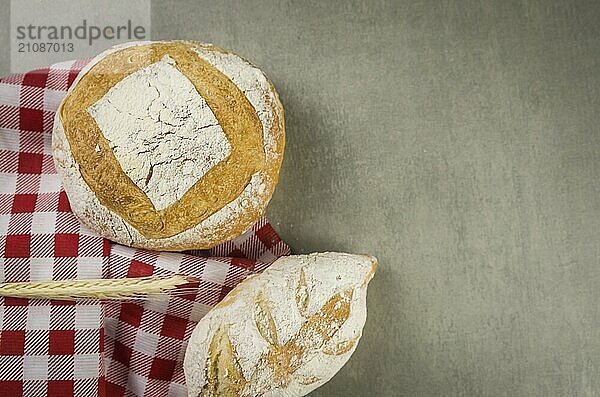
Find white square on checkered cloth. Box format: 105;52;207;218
74;353;102;379
29;257;54;281
0;84;21;107
23;355;49;380
0;173;17;194
27;306;51;330
31;212;57;234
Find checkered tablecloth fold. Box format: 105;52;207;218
0;59;290;397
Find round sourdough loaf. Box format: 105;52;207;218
52;41;285;251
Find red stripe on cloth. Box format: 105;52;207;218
22;69;49;88
48;330;75;355
0;329;26;355
19;108;44;133
4;234;31;258
0;380;24;396
17;152;43;174
47;380;74;397
11;194;37;213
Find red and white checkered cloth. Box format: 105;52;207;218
0;59;290;397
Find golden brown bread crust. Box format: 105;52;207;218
55;41;284;250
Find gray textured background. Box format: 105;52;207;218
2;1;599;396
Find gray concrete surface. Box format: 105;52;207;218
2;1;600;395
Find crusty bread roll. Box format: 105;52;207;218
183;252;377;397
53;41;285;251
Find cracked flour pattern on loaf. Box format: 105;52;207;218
88;55;231;211
183;252;378;397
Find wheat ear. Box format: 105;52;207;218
0;275;214;301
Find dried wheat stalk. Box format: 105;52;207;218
0;275;213;301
